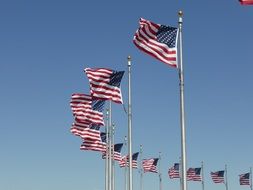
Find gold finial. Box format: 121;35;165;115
178;10;183;17
127;55;131;61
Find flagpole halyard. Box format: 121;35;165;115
178;10;187;190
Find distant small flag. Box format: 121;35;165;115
168;163;180;179
84;68;124;104
239;173;250;185
119;152;139;168
187;168;202;181
239;0;253;5
133;18;178;68
70;93;105;126
102;143;124;161
142;158;159;173
210;171;225;183
80;132;106;152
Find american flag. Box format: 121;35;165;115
142;158;159;173
70;93;105;126
80;132;106;152
210;171;225;183
239;173;250;185
119;152;139;169
70;122;101;141
102;143;124;161
168;163;180;179
187;168;202;181
84;68;124;104
133;18;178;68
239;0;253;5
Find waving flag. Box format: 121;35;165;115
133;18;178;67
239;173;250;185
210;171;225;183
70;123;101;141
239;0;253;5
70;93;105;126
142;158;159;173
85;68;124;104
80;132;106;152
119;152;139;168
102;143;124;161
187;168;202;181
168;163;180;179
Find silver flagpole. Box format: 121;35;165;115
201;161;204;190
127;55;133;190
250;167;252;190
124;136;128;190
140;145;143;190
112;123;115;190
109;101;112;190
178;10;187;190
105;109;109;190
159;152;162;190
225;165;228;190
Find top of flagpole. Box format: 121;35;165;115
178;10;183;23
128;56;131;66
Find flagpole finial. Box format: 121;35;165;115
178;10;183;17
127;55;131;66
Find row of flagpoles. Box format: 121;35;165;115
69;11;187;190
69;4;253;190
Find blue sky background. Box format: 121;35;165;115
0;1;253;190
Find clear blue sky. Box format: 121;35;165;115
0;1;252;190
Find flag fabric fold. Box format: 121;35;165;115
210;171;225;183
168;163;180;179
142;158;159;173
133;18;178;68
84;68;124;104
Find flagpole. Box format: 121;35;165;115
159;152;162;190
225;165;228;190
124;136;128;190
178;10;187;190
105;109;109;190
109;102;112;190
201;161;204;190
127;55;133;190
112;123;115;190
250;168;252;190
140;145;143;190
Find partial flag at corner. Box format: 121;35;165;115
133;18;178;68
239;0;253;5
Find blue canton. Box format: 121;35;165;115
156;25;178;48
109;71;124;87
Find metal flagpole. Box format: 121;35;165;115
124;136;128;190
159;152;162;190
109;101;112;190
105;109;109;190
250;167;252;190
178;10;187;190
225;165;228;190
127;55;133;190
201;161;204;190
112;123;115;190
140;145;143;190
